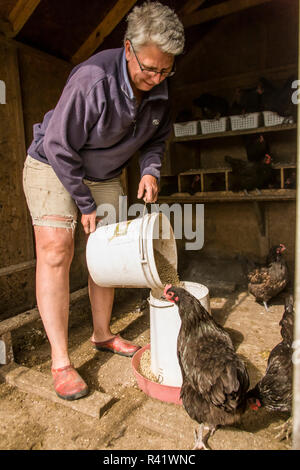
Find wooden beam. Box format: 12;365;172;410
182;0;274;28
71;0;138;65
0;287;88;337
0;260;36;278
1;42;35;261
8;0;41;37
179;0;207;17
0;18;13;36
0;34;71;68
0;362;114;418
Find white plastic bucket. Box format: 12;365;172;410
86;212;177;289
149;281;210;387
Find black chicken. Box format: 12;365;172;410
259;76;297;121
247;244;289;311
164;285;250;450
193;93;229;119
247;295;294;439
230;86;261;114
225;154;274;194
243;134;270;163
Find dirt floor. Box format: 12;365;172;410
0;257;293;451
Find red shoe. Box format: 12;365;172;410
51;364;89;401
91;335;141;357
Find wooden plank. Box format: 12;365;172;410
71;0;138;65
272;162;297;169
225;171;229;191
0;41;35;268
8;0;41;37
182;0;274;28
158;189;296;203
179;167;231;175
179;0;206;17
0;34;70;68
0;260;36;278
0;362;115;419
0;18;13;36
4;42;35;262
200;173;204;192
0;287;88;336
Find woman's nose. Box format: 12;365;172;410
152;73;164;84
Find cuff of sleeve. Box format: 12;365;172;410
141;168;160;182
77;201;97;215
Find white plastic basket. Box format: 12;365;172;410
230;112;261;131
263;111;285;127
173;121;200;137
200;117;228;134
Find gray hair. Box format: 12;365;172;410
124;1;185;56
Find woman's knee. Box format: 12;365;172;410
35;226;75;268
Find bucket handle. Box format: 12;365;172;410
138;204;148;264
138;203;159;264
147;297;174;309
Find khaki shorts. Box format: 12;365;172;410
23;155;124;232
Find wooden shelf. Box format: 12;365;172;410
176;163;296;192
173;123;297;142
158;189;296;203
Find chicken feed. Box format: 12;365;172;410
137;349;159;383
152;249;183;298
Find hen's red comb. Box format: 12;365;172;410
163;284;173;297
249;398;261;411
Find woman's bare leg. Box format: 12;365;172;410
88;276;115;342
34;225;74;369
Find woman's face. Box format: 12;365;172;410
125;40;174;92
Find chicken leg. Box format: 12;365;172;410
193;423;216;450
274;417;293;441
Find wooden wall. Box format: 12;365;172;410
0;37;89;320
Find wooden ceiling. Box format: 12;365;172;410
0;0;276;63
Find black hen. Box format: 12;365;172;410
225;154;274;193
247;296;294;438
247;244;289;311
164;285;249;450
230;86;261;114
243;134;270;163
193;93;229;119
259;76;297;121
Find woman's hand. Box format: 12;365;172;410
137;175;158;203
81;210;97;234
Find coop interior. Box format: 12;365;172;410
0;0;298;451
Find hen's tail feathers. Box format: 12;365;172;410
237;254;257;282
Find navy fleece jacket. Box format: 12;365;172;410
27;47;172;214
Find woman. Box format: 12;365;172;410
23;1;185;400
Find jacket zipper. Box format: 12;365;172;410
132;119;137;136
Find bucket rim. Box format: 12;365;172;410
149;281;210;307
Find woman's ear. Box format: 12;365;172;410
124;39;131;61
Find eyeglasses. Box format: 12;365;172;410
128;39;176;78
